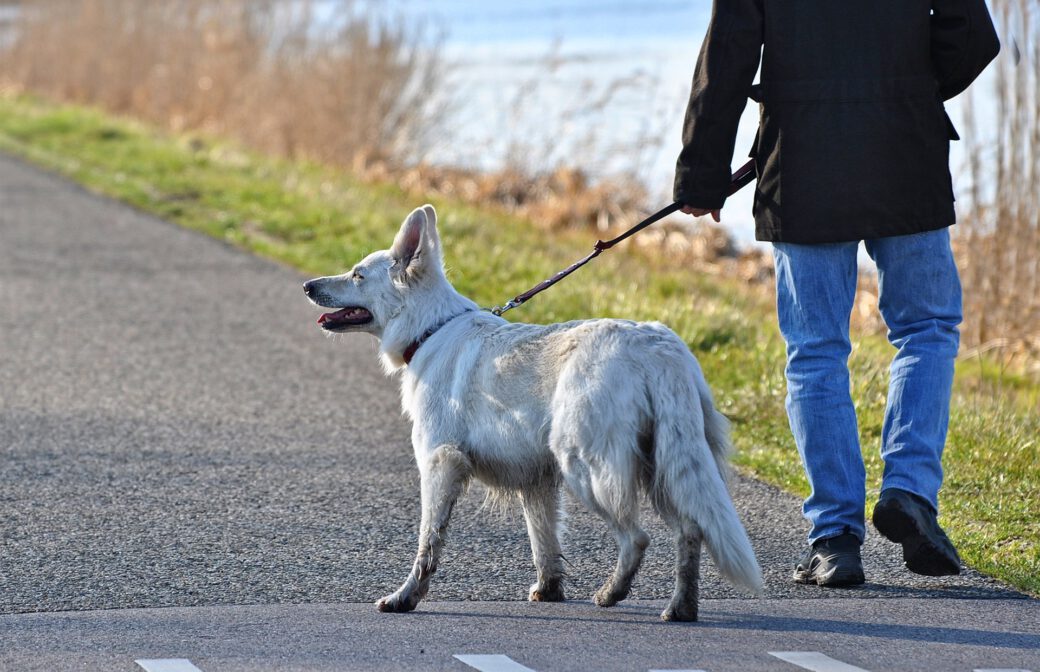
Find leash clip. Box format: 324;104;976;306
489;299;520;316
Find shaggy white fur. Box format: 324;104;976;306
304;205;762;621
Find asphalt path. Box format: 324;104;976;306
3;599;1038;671
1;153;1036;671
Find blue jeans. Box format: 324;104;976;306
772;228;962;545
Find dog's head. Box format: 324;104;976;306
303;204;445;338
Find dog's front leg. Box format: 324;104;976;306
376;444;471;613
521;485;566;602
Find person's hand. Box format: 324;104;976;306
679;206;721;222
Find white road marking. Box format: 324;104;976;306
126;653;1032;672
769;651;871;672
454;654;538;672
135;660;204;672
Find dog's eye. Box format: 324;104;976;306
353;271;364;283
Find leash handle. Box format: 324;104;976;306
728;158;757;196
491;159;757;316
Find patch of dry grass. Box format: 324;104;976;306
0;0;446;168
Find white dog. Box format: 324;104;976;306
304;205;762;621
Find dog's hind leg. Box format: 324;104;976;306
650;458;705;622
655;498;703;622
377;444;471;614
521;485;566;602
563;458;648;608
592;510;650;608
662;525;702;622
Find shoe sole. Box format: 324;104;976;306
792;564;865;587
873;500;961;576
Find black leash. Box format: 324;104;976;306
490;159;757;316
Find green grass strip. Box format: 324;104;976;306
1;94;1036;595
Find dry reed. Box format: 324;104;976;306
0;0;446;169
957;0;1040;373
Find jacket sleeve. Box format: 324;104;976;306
674;0;763;209
931;0;1001;101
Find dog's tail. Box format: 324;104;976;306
651;357;763;595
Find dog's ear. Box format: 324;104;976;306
421;203;442;255
390;207;429;280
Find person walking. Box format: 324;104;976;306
674;0;1000;586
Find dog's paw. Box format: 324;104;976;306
660;602;698;622
592;584;626;608
529;581;565;603
375;591;419;613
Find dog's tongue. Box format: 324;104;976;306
318;308;353;325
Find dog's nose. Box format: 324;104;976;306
303;281;315;296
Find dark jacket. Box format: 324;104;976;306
674;0;1000;243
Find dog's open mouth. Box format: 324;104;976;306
318;307;373;331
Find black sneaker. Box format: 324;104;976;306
872;488;961;576
793;533;866;587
